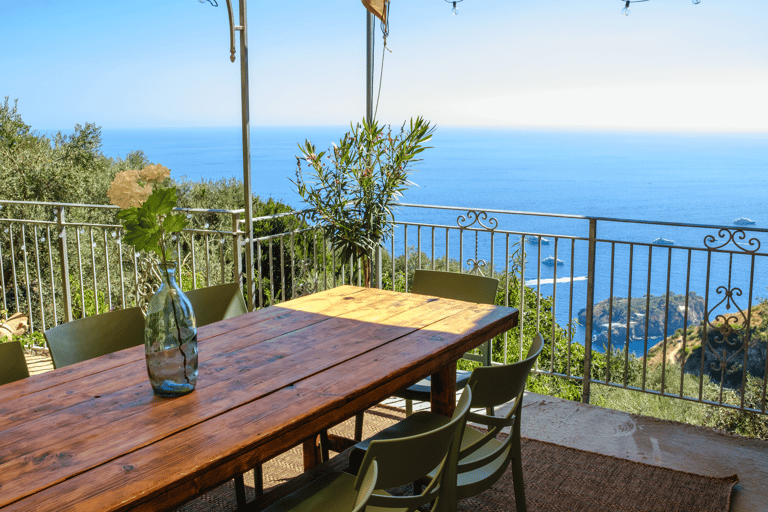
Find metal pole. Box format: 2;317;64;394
238;0;255;311
57;206;73;323
366;11;374;123
582;218;597;403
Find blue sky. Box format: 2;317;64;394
2;0;767;132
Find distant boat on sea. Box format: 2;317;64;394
526;236;550;245
733;217;756;226
652;237;674;246
542;256;564;267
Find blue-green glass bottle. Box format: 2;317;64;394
144;262;198;397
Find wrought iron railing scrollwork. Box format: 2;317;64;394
456;210;498;276
701;228;759;402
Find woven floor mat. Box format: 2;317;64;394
178;405;737;512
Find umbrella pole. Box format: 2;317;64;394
238;0;255;311
366;11;374;123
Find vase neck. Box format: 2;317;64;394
159;263;178;288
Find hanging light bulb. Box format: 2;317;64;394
444;0;464;16
620;0;651;16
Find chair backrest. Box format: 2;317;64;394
351;460;378;512
0;341;30;385
184;282;247;328
411;270;498;305
411;269;500;365
44;307;146;369
459;333;544;465
355;387;473;512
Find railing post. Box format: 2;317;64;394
376;245;382;289
232;212;246;309
57;206;73;323
582;218;597;404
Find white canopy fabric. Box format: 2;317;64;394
361;0;387;23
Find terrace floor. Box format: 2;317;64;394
24;354;768;511
386;390;768;512
516;392;767;512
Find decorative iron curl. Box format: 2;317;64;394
466;258;487;276
296;210;321;227
136;253;162;313
293;255;319;298
703;228;760;253
710;314;743;345
456;210;498;231
715;284;742;311
709;348;743;375
704;284;749;376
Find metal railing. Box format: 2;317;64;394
2;200;766;417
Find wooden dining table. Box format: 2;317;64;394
0;285;518;511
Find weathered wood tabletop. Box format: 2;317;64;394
0;286;518;511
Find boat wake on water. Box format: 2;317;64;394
525;276;588;286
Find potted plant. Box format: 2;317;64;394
293;117;435;287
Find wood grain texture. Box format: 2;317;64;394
0;286;517;511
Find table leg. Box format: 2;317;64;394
302;436;320;470
430;362;457;417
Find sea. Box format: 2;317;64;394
96;126;768;355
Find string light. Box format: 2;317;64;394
622;0;700;16
444;0;464;16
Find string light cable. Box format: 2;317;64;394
373;0;391;121
622;0;701;16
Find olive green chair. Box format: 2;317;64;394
264;387;472;512
396;269;500;417
43;307;146;369
350;334;544;512
184;282;247;328
0;341;30;385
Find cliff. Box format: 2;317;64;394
578;292;705;347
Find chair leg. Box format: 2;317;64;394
354;411;364;442
254;464;264;497
319;430;330;462
405;398;413;417
234;474;247;509
510;435;527;512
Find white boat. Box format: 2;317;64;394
733;217;756;225
652;237;674;246
542;256;564;267
526;236;550;245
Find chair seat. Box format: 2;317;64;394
454;426;511;500
392;369;473;402
349;411;451;474
261;471;361;512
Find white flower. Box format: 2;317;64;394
138;164;170;184
108;169;152;209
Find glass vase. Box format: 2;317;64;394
145;262;198;397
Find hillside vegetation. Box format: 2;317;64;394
594;301;768;439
